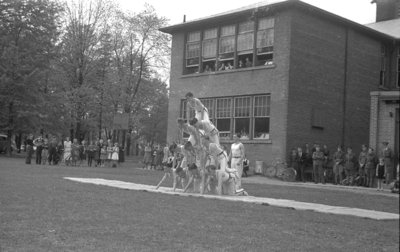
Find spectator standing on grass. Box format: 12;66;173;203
289;148;298;169
376;158;385;191
365;147;377;188
100;142;107;167
332;145;345;185
106;139;113;167
229;134;245;190
380;141;393;185
25;134;34;164
63;137;72;165
312;145;325;184
33;135;44;165
344;147;357;181
296;147;307;182
48;136;58;165
41;135;49;165
87;141;96;167
111;143;119;168
322;144;330;180
358;144;368;186
71;138;80;166
143;143;152;169
304;143;312;170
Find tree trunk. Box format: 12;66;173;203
6;102;14;156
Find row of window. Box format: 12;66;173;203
185;17;275;74
181;95;271;140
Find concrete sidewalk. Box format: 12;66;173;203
65;177;399;221
242;175;399;198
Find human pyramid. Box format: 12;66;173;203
156;92;248;196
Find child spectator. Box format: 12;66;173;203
376;158;385;191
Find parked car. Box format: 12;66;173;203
0;134;17;153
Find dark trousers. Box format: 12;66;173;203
48;147;57;165
25;146;33;164
313;161;325;183
366;168;375;188
87;152;94;167
36;146;43;164
297;163;305;182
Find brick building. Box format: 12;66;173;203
367;0;400;175
160;0;400;167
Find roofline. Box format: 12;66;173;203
159;0;397;41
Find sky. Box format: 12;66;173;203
117;0;377;26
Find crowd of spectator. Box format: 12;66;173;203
24;134;122;168
287;141;397;190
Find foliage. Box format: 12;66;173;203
0;0;171;148
0;0;63;153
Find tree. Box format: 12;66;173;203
56;0;114;140
107;5;170;151
0;0;63;154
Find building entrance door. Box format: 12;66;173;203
395;108;399;179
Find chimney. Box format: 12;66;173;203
183;15;186;23
372;0;400;22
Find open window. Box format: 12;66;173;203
256;18;274;66
185;31;201;74
216;98;232;139
234;97;251;140
253;95;270;139
218;25;235;71
202;28;218;73
237;21;254;69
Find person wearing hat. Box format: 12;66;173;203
380;141;393;185
333;145;345;185
358;144;368;186
312;144;325;184
344;147;357;183
365;147;377;188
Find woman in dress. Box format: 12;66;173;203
63;137;72;166
111;142;119;168
143;143;152;169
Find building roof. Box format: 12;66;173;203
159;0;397;41
365;18;400;39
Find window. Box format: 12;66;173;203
234;97;251;139
253;95;270;139
179;94;271;140
202;28;218;72
218;25;236;71
380;45;386;87
216;98;232;139
256;18;274;66
184;17;275;75
185;31;201;74
397;47;400;88
199;98;214;122
237;21;254;68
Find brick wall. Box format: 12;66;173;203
287;10;382;162
166;11;293;166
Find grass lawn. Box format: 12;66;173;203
0;157;399;251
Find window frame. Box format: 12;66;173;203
179;94;271;141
